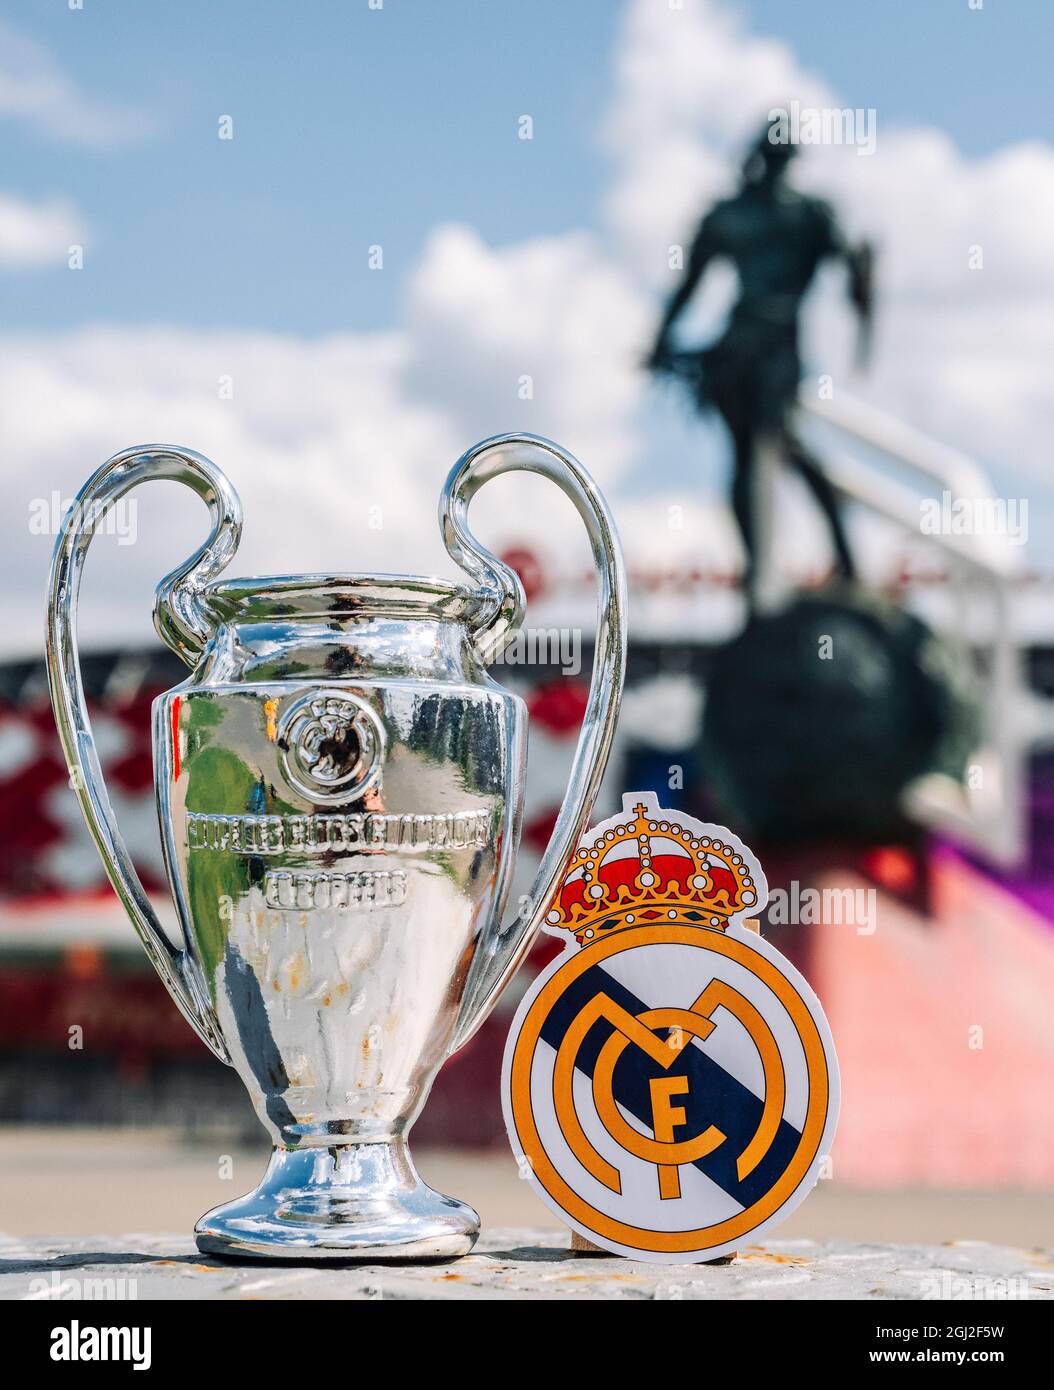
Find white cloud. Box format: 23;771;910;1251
405;224;651;478
2;326;455;652
604;0;832;281
1;223;658;656
0;194;84;268
795;132;1054;484
605;0;1054;515
0;19;150;147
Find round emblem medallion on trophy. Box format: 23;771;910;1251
278;690;386;804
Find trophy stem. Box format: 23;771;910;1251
195;1139;479;1262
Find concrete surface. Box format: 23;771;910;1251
2;1230;1051;1300
2;1128;1053;1248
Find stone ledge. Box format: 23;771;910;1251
3;1230;1052;1300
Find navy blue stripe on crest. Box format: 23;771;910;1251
538;959;803;1208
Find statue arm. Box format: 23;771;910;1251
647;216;718;366
823;203;875;368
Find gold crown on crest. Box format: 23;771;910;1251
544;793;765;948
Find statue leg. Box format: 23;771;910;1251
782;429;855;581
729;425;758;598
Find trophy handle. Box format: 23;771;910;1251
46;445;243;1062
440;433;627;1050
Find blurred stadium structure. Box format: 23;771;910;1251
3;392;1054;1189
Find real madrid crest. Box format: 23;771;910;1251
502;792;840;1263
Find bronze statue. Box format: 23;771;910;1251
648;118;873;596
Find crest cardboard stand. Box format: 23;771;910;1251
502;793;840;1265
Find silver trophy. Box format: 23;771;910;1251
46;434;625;1260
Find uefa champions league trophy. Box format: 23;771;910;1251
46;434;625;1260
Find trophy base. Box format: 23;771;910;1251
194;1140;479;1262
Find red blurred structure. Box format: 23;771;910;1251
3;636;1054;1184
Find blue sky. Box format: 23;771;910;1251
9;0;616;331
7;0;1050;334
1;0;1050;654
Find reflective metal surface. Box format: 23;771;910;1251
46;433;626;1261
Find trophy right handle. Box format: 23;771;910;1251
45;446;243;1062
440;433;627;1050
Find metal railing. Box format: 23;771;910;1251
760;389;1043;866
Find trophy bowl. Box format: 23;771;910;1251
46;433;625;1261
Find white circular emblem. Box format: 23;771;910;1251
278;691;385;804
504;925;839;1263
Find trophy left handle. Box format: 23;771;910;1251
441;433;627;1050
46;445;243;1062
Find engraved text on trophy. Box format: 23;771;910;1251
186;808;494;854
264;869;408;911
